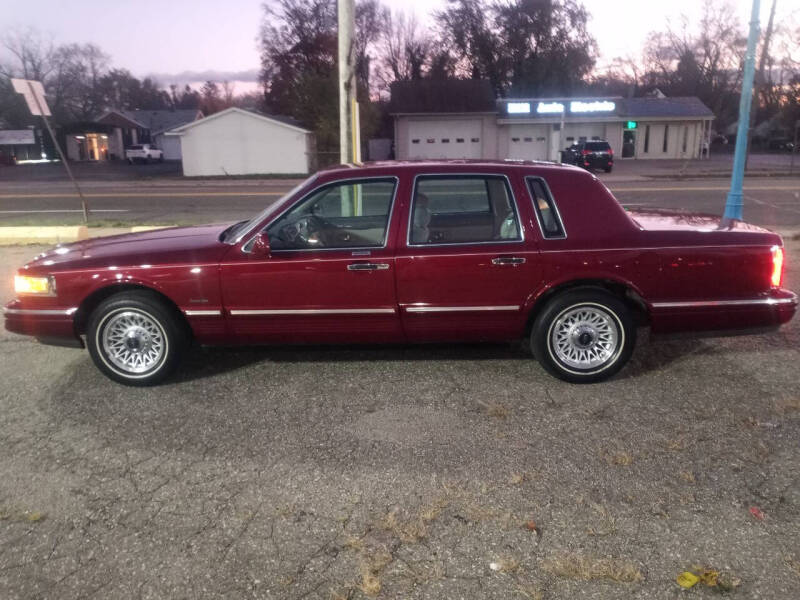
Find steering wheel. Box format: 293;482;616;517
279;213;326;247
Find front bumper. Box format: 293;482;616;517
4;300;82;346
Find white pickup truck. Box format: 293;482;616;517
125;144;163;164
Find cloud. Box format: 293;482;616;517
143;68;260;86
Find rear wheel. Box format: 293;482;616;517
86;291;188;386
531;289;635;383
604;165;613;173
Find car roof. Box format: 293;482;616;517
318;159;590;179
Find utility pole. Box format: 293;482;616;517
744;0;777;170
338;0;359;165
722;0;760;226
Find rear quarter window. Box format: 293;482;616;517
526;177;566;239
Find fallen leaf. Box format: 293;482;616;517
750;506;765;521
676;571;700;588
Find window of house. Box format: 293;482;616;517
441;138;450;143
266;178;396;250
524;137;533;142
426;138;435;143
471;137;480;142
644;125;650;153
411;139;420;144
663;125;669;152
409;176;521;245
526;177;565;239
511;137;521;142
456;138;465;143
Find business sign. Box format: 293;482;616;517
0;129;35;145
508;100;618;116
11;78;51;117
570;100;616;113
507;102;531;114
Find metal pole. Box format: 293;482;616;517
722;0;760;226
26;81;89;223
338;0;356;165
791;120;798;175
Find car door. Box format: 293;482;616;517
395;172;542;342
220;176;404;344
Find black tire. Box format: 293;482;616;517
86;291;188;386
531;289;635;383
604;166;613;173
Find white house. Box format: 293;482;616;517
93;109;202;161
166;107;314;176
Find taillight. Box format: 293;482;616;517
581;149;590;155
771;246;784;287
608;148;613;156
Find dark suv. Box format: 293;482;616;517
565;140;613;173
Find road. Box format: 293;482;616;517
1;176;799;229
1;237;798;599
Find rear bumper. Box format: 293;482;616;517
650;289;797;334
3;300;81;346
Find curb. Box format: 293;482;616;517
0;226;89;245
0;225;175;245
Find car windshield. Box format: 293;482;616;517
222;174;319;244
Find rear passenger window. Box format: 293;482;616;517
526;177;565;239
410;176;522;245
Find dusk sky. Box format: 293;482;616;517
0;0;790;94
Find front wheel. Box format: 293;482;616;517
86;291;188;386
531;289;635;383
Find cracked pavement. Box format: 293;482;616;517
0;239;799;599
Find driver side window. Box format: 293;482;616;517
266;178;397;250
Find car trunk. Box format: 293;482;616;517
626;208;783;301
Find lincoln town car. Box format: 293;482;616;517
4;160;797;385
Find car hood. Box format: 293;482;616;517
23;224;234;273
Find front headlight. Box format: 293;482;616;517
14;274;56;296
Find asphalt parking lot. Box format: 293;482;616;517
1;236;799;599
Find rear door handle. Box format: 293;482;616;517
347;263;390;271
491;257;526;265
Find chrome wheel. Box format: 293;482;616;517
100;310;166;374
549;304;621;371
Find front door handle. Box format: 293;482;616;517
347;262;390;271
491;257;526;265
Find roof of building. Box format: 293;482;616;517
620;97;714;119
165;107;312;135
389;79;497;114
122;109;203;134
389;81;714;120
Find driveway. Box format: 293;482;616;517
0;238;798;599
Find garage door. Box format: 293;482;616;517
563;124;606;145
407;120;483;159
507;125;549;160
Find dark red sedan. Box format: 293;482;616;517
4;160;796;385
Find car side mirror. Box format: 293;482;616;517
251;232;271;258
